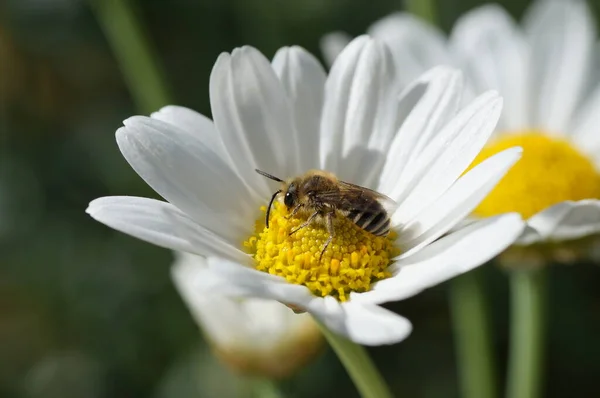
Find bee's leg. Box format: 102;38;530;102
289;211;318;236
319;212;335;263
286;204;304;219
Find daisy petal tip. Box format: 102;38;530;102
353;33;372;42
502;145;524;160
462;2;511;23
119;117;136;130
212;51;232;73
480;89;501;103
488;91;503;108
236;45;265;61
216;51;231;62
149;104;184;119
273;45;313;66
420;65;464;88
230;47;243;57
493;95;503;109
346;34;373;50
372;11;410;26
272;45;291;59
341;304;414;346
286;45;306;55
513;145;524;157
476;2;506;14
115;122;144;147
119;116;155;136
468;89;503;121
84;202;96;217
505;211;525;222
85;197;112;217
498;212;527;234
525;199;600;242
114;124;127;141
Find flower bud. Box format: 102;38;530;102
171;252;323;379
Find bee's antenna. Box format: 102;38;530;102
265;190;282;228
255;169;284;183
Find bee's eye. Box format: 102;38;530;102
284;184;296;207
284;191;295;207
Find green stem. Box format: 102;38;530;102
89;0;172;113
243;377;283;398
315;320;393;398
449;271;498;398
506;269;546;398
405;0;438;24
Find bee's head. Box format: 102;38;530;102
284;182;298;208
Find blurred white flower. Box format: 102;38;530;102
87;36;524;345
323;0;600;258
171;252;323;379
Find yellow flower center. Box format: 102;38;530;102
471;131;600;219
243;203;399;302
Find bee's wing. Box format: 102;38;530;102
338;180;398;214
316;180;397;214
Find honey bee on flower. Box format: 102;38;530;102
87;37;524;345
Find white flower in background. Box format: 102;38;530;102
86;36;525;345
323;0;600;262
171;252;323;378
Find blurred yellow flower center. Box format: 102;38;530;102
243;203;398;302
471;131;600;219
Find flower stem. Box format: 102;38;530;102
245;377;284;398
405;0;438;24
315;320;394;398
88;0;172;113
506;268;546;398
449;270;498;398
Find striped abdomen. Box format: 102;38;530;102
346;202;390;236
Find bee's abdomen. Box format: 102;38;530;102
347;205;390;236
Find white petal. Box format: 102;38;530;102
272;46;326;171
319;36;369;171
203;258;413;345
396;146;522;256
318;299;413;346
320;31;352;68
171;253;313;350
368;12;450;87
379;66;463;195
524;0;595;132
86;196;248;263
353;213;524;305
150;105;226;157
319;35;399;186
570;83;600;160
172;253;240;342
209;47;296;197
449;4;529;131
391;91;503;222
203;257;314;301
523;200;600;243
116;116;256;241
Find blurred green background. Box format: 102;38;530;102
2;0;600;397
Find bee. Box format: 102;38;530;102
255;169;396;262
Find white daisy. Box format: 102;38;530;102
171;252;323;378
86;36;525;345
323;0;600;259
